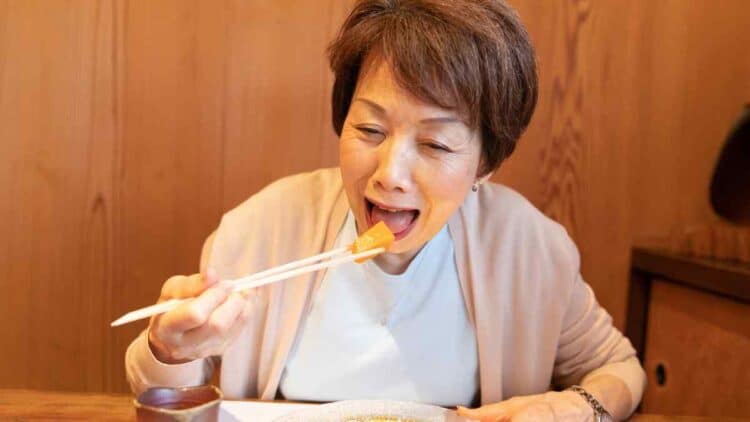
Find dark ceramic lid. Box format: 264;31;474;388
710;105;750;224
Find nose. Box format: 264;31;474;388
372;137;413;194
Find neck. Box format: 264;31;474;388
372;248;420;275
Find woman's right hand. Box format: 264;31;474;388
147;268;252;364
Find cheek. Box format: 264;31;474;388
422;182;470;224
418;159;477;207
339;136;374;185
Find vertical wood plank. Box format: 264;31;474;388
220;0;353;209
0;0;106;390
113;0;230;392
503;0;750;326
503;0;635;324
77;0;122;392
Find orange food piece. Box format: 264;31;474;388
349;221;395;262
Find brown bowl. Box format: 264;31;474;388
134;385;222;422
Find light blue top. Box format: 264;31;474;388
279;211;479;407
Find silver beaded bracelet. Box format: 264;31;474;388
568;385;613;422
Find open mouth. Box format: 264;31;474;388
365;197;420;240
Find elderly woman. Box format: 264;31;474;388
126;0;646;420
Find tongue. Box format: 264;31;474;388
371;206;416;234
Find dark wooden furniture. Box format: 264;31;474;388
627;247;750;417
710;104;750;224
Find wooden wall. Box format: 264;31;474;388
502;0;750;329
0;0;349;393
0;0;748;394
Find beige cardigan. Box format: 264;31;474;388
126;168;645;413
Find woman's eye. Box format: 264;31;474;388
423;142;452;152
356;126;385;141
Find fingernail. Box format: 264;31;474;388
456;406;481;418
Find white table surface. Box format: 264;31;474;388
219;400;319;422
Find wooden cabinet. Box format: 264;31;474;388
626;248;750;417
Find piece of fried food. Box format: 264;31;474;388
349;221;395;262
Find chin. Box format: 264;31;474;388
385;233;423;255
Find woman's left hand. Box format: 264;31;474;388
456;390;594;422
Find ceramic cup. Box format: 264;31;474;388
134;385;222;422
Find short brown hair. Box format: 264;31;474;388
327;0;538;176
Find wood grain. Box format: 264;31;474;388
1;0;749;395
0;0;117;391
0;389;725;422
503;0;750;327
502;0;635;326
0;0;350;393
220;0;352;209
0;389;133;421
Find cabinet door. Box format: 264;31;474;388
641;279;750;416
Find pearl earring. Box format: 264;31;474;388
472;182;479;192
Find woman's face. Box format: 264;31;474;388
339;59;483;273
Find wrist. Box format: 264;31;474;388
559;389;596;421
567;385;612;422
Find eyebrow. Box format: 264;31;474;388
353;98;464;125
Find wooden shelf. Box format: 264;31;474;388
631;247;750;303
626;247;750;417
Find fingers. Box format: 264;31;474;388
458;394;574;422
216;296;254;349
457;406;508;422
203;267;220;290
168;292;251;360
186;294;252;357
159;280;233;331
182;291;247;346
149;284;252;363
457;402;510;419
159;268;221;301
147;266;257;363
510;402;554;422
457;396;534;422
456;406;495;422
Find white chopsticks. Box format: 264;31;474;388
110;246;384;327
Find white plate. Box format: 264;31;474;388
273;399;470;422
